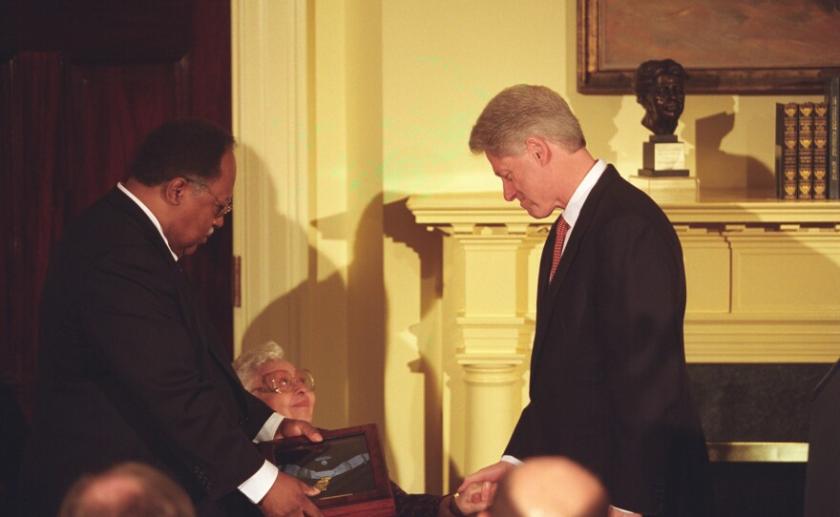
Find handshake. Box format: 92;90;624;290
451;462;510;516
454;458;608;517
261;417;607;517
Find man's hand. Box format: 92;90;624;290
259;472;323;517
452;480;495;514
457;461;514;494
276;418;323;442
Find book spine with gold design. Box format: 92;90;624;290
775;103;798;200
827;76;840;199
798;102;815;200
814;102;828;200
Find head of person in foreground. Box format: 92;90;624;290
58;462;196;517
479;456;608;517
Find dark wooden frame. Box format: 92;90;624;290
577;0;840;94
265;424;395;516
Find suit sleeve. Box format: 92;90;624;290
599;218;686;514
504;403;537;458
77;245;266;499
243;392;279;439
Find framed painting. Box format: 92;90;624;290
578;0;840;94
262;424;395;517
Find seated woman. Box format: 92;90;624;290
233;341;486;517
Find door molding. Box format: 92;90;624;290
231;0;310;360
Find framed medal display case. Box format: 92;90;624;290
263;424;395;517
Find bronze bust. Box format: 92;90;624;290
634;59;687;136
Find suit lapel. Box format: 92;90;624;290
548;166;619;296
530;166;619;369
172;253;252;412
110;187;248;410
108;187;179;268
107;190;205;352
545;167;616;299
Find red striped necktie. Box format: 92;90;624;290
549;217;570;283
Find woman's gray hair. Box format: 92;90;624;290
233;341;286;389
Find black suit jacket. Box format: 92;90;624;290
804;360;840;516
504;166;713;516
20;188;273;516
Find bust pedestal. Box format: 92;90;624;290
639;134;689;177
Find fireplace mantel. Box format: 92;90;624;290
408;191;836;484
409;192;840;364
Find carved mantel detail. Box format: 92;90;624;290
409;192;840;365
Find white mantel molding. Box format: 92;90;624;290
409;192;840;363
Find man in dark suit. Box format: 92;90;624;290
19;120;323;517
458;85;713;516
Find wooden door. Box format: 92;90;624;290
0;0;234;417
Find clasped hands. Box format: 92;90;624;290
458;461;641;517
454;460;514;515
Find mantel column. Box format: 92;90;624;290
448;224;542;473
406;191;557;483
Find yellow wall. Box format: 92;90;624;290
240;0;825;496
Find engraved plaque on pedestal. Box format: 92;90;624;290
639;134;689;177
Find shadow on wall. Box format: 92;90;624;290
695;99;775;195
383;198;442;313
346;194;387;436
237;146;350;430
382;196;444;493
236;174;447;490
238;211;349;429
243;193;390;466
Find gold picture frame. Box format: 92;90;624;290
578;0;840;94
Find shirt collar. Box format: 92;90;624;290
562;159;607;227
117;182;179;262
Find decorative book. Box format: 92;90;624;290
826;76;840;199
814;102;828;200
775;102;798;201
798;102;815;199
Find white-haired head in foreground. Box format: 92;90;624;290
58;462;195;517
481;456;608;517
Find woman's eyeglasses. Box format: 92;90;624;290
254;369;315;394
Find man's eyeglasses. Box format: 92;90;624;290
253;369;315;394
184;177;233;218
